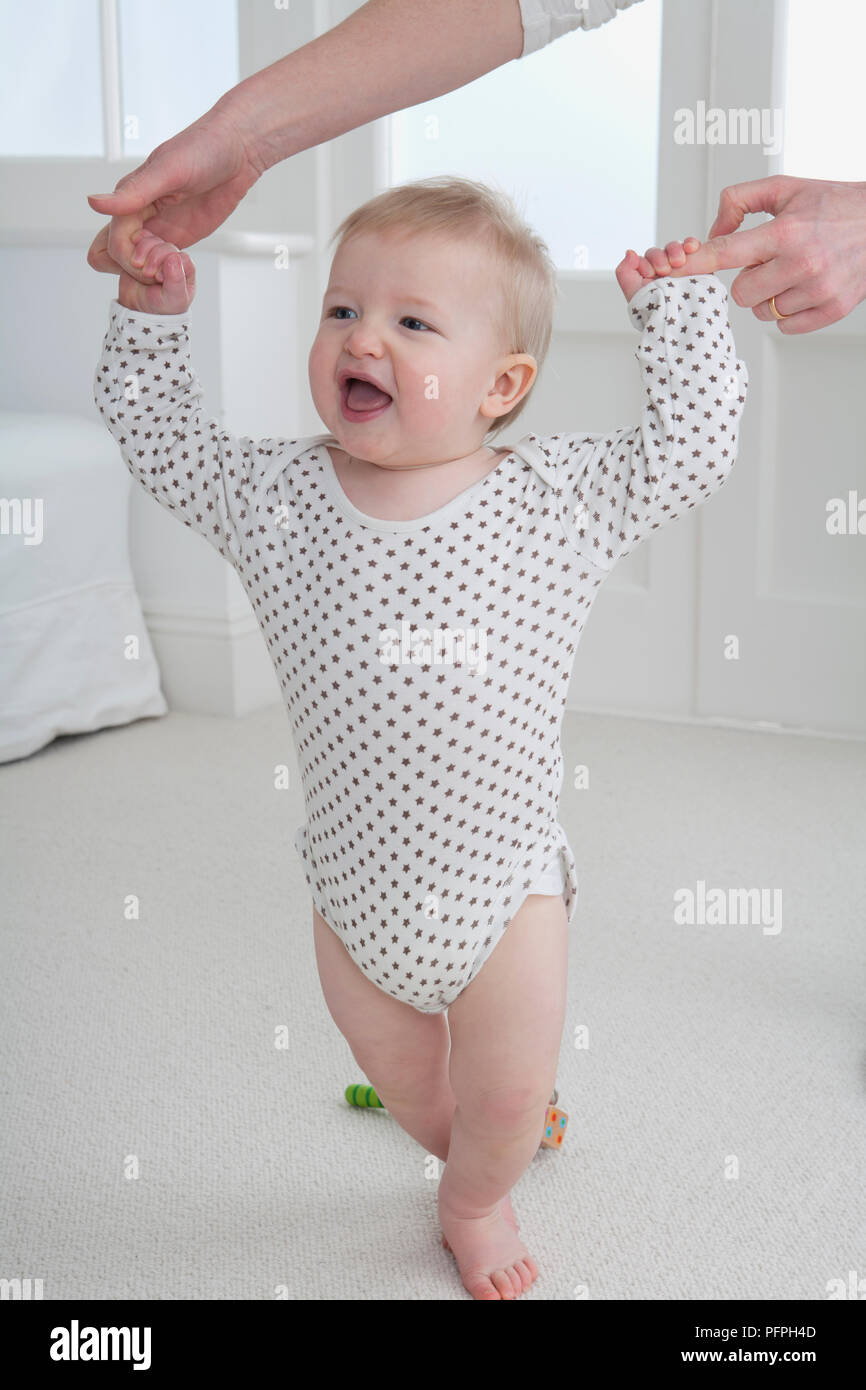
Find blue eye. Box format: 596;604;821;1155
326;308;431;331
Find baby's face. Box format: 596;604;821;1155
308;228;528;469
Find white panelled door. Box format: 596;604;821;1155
695;0;866;738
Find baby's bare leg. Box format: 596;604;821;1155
312;907;455;1161
439;892;569;1300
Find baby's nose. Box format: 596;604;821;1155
345;321;386;355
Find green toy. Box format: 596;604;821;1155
344;1083;385;1109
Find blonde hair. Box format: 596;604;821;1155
327;176;559;439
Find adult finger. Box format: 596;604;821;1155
772;300;848;334
749;283;811;321
671;222;787;276
706;175;799;238
86;157;178;218
87;208;161;279
87;155;178;277
727;255;812;310
750;281;854;332
86;222;122;275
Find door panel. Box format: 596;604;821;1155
697;0;866;735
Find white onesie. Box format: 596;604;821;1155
93;274;747;1013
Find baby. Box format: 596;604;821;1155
94;176;748;1300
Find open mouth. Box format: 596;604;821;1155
340;377;393;421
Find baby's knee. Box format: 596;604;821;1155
454;1079;552;1133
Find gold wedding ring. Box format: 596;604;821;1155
769;295;789;320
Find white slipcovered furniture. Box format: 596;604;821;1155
0;411;167;763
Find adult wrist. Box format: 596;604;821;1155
213;73;297;176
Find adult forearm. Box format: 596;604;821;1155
215;0;525;172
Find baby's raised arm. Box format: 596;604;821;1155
550;271;749;571
93;295;297;571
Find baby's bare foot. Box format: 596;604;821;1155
441;1191;518;1251
439;1198;539;1300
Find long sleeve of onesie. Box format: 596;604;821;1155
93;300;301;572
548;273;748;572
93;275;747;1017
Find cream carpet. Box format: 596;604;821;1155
1;705;863;1300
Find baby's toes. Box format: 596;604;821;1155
513;1258;538;1290
467;1270;506;1300
490;1267;518;1299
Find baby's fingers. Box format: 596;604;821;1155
174;252;196;295
616;249;652;302
137;239;192;288
645;243;685;274
152;245;194;285
153;250;195;312
644;238;702;276
129;228;174;280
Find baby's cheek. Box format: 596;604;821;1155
411;361;469;429
307;338;332;397
412;365;444;413
394;372;435;435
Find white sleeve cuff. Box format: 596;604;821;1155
518;0;643;58
110;298;190;326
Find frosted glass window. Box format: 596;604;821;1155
0;0;237;159
119;0;239;156
0;0;104;156
387;0;662;271
781;0;866;181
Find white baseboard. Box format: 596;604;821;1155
564;700;865;744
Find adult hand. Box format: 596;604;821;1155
86;108;263;282
642;175;866;334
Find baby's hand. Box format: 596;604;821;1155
117;229;196;314
615;237;702;302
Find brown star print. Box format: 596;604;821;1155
93;277;747;1011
